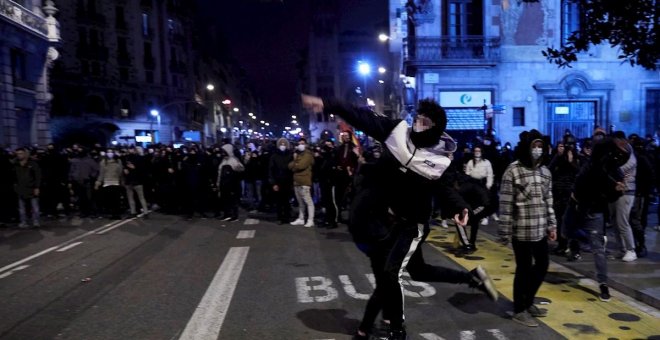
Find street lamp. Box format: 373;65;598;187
378;66;386;74
149;109;161;143
357;61;371;101
378;33;389;42
291;115;297;119
206;84;215;91
233;108;239;112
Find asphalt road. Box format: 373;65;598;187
0;213;566;340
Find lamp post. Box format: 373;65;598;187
150;109;161;144
358;61;371;102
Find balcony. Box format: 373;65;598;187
76;44;109;61
13;78;35;91
403;36;500;71
0;0;48;38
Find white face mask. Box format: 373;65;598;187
99;151;106;157
412;119;431;132
278;145;287;152
296;144;306;152
531;147;543;160
474;152;482;158
106;152;115;159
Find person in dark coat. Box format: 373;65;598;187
180;147;208;219
40;144;70;217
13;148;42;228
628;134;655;257
269;138;294;224
68;148;99;217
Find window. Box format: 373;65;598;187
87;0;96;14
444;0;483;37
119;68;129;81
144;42;152;58
146;70;154;83
142;13;150;36
118;37;128;54
512;107;525;127
562;0;581;46
78;28;87;45
10;49;27;83
91;62;101;76
116;6;126;29
81;60;90;74
89;29;99;46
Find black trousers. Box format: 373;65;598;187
358;225;472;332
273;183;292;222
72;181;94;216
320;182;337;225
512;237;549;313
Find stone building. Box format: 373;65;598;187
389;0;660;145
0;0;60;148
49;0;202;146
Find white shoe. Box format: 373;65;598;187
304;221;314;228
441;220;448;229
622;250;637;262
480;218;489;225
290;219;305;226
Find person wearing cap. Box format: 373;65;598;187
302;95;497;340
499;129;557;327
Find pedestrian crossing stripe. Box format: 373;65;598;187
426;227;660;340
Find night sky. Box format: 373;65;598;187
195;0;386;126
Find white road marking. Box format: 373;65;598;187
236;230;255;239
0;265;30;279
295;276;339;303
0;218;130;276
0;247;58;275
96;218;137;234
179;246;249;340
339;275;371;300
243;218;260;225
56;242;83;252
420;334;447;340
460;330;476;340
487;329;509;340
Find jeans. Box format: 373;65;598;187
563;203;608;283
294;185;315;223
18;197;40;225
125;184;148;215
512;238;549;313
608;194;635;252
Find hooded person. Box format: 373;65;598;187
302;95;497;340
499;129;557;327
269;138;294;224
216;143;245;221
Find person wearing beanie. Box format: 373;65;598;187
302;95;498;340
499;129;557;327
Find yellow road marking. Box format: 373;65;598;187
426;226;660;339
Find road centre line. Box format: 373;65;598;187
236;230;255;239
179;247;249;340
0;218;128;275
96;217;137;235
0;265;30;279
56;242;83;252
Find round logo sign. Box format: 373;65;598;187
460;94;472;105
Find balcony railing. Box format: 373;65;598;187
403;36;500;65
0;0;48;37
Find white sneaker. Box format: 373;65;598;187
304;221;314;228
622;250;637;262
441;220;448;228
290;219;305;226
480;218;489;225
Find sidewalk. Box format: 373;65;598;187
479;204;660;310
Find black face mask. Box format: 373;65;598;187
410;128;442;148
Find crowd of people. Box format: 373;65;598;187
3;100;660;337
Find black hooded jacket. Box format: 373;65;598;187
323;99;468;243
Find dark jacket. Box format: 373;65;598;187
69;155;99;184
269;150;293;186
324;99;468;240
573;138;624;214
123;154;147;186
14;160;41;199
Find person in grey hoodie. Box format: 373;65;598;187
608;131;637;262
96;150;124;219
